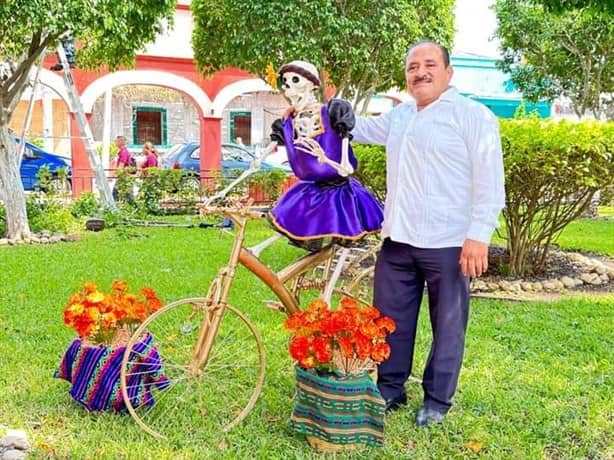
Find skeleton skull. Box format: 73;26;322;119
279;60;320;110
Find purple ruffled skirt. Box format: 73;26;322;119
269;177;383;241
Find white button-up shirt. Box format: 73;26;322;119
352;87;505;248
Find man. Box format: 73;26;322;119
351;41;505;427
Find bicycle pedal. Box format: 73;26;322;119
265;300;285;312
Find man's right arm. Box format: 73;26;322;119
351;111;392;145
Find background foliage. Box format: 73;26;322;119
500;117;613;274
494;0;613;118
191;0;454;110
0;0;176;241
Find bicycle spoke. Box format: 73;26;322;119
121;299;265;441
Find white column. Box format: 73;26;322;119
42;88;54;152
101;89;112;172
252;106;264;145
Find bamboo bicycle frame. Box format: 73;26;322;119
190;206;336;372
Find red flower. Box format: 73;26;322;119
312;337;333;364
285;297;396;375
371;342;391;362
62;281;163;345
289;336;311;361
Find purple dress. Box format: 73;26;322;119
269;105;383;245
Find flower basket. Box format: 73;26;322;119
284;297;395;451
290;366;385;451
55;280;167;412
54;332;168;412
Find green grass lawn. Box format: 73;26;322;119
0;222;612;459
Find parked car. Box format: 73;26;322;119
17;139;72;192
159;142;289;186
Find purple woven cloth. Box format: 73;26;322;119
55;333;168;412
269;105;383;241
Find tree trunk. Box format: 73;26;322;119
0;126;31;240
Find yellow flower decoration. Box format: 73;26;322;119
265;62;279;91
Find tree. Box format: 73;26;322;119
500;116;613;275
0;0;175;240
536;0;614;13
191;0;455;110
494;0;613;119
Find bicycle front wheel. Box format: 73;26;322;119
120;297;266;441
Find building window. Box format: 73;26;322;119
132;106;167;146
229;110;251;145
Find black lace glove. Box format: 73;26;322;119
327;98;355;140
270;118;285;145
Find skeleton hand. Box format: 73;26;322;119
295;137;353;176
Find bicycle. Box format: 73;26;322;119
119;200;379;441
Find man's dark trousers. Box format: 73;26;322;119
374;238;470;414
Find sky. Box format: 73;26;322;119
453;0;500;58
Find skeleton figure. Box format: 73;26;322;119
278;61;353;177
268;60;384;251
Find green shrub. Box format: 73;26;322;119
136;168;200;214
249;169;288;202
501;117;613;275
353;144;386;203
71;192;102;218
26;194;76;233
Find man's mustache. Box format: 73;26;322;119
412;75;432;84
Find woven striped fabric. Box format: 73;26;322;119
55;333;169;412
290;366;385;448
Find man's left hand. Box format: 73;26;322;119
459;239;489;278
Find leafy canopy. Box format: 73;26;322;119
191;0;454;105
494;0;613;118
0;0;176;241
0;0;176;71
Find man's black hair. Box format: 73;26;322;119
405;41;450;67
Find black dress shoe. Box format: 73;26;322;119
384;392;407;413
415;406;444;427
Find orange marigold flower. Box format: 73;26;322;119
337;335;355;358
339;297;358;310
312;337;333;364
62;281;162;345
359;319;380;339
289;336;311;361
299;356;316;369
354;332;373;360
112;280;128;292
371;342;391;362
82;283;98;294
362;306;381;319
308;299;328;312
284;312;306;332
376;316;396;334
285;297;396;375
85;291;104;304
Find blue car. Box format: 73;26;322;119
160;142;289;183
17;139;72;192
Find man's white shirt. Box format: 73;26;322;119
352;87;505;248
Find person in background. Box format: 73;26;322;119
112;135;135;202
115;136;133;169
350;40;505;427
140;141;159;170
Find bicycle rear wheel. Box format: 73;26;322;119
291;241;378;308
120;297;266;440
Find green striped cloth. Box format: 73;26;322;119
290;366;385;448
